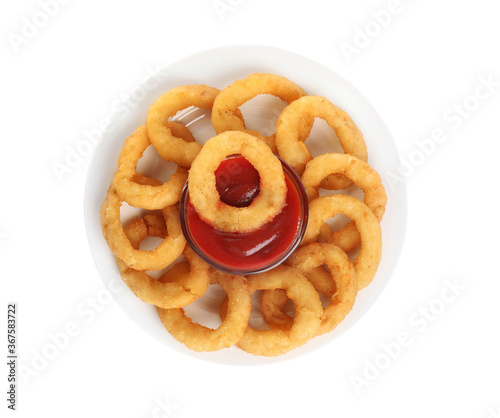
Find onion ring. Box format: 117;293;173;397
211;73;307;152
275;95;367;189
302;195;382;290
302;153;387;252
187;131;287;233
262;243;358;336
260;265;336;331
100;185;186;270
146;85;234;168
306;265;338;296
116;214;210;308
156;270;251;352
112;126;189;210
223;265;322;357
158;261;191;284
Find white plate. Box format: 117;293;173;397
84;45;407;365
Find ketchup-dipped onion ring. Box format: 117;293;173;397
303;195;382;290
115;215;209;309
112;125;189;210
275;95;367;190
302;153;387;252
262;243;358;336
100;186;186;270
211;73;307;152
156;270;251;352
221;265;322;357
188;131;287;233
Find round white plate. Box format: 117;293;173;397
84;45;407;365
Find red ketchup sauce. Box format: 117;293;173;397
184;155;304;272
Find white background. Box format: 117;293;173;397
2;0;500;417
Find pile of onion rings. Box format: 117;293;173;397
99;72;387;357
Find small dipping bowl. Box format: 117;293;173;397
179;157;309;275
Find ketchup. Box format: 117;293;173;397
185;155;303;272
215;156;260;208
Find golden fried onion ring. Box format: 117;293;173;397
262;243;358;336
100;186;186;270
112;125;189;210
156;270;251;352
228;265;323;357
302;153;387;252
260;265;335;331
275;95;368;190
146;85;222;168
303;195;382;290
211;73;307;151
116;214;209;309
188;131;287;233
